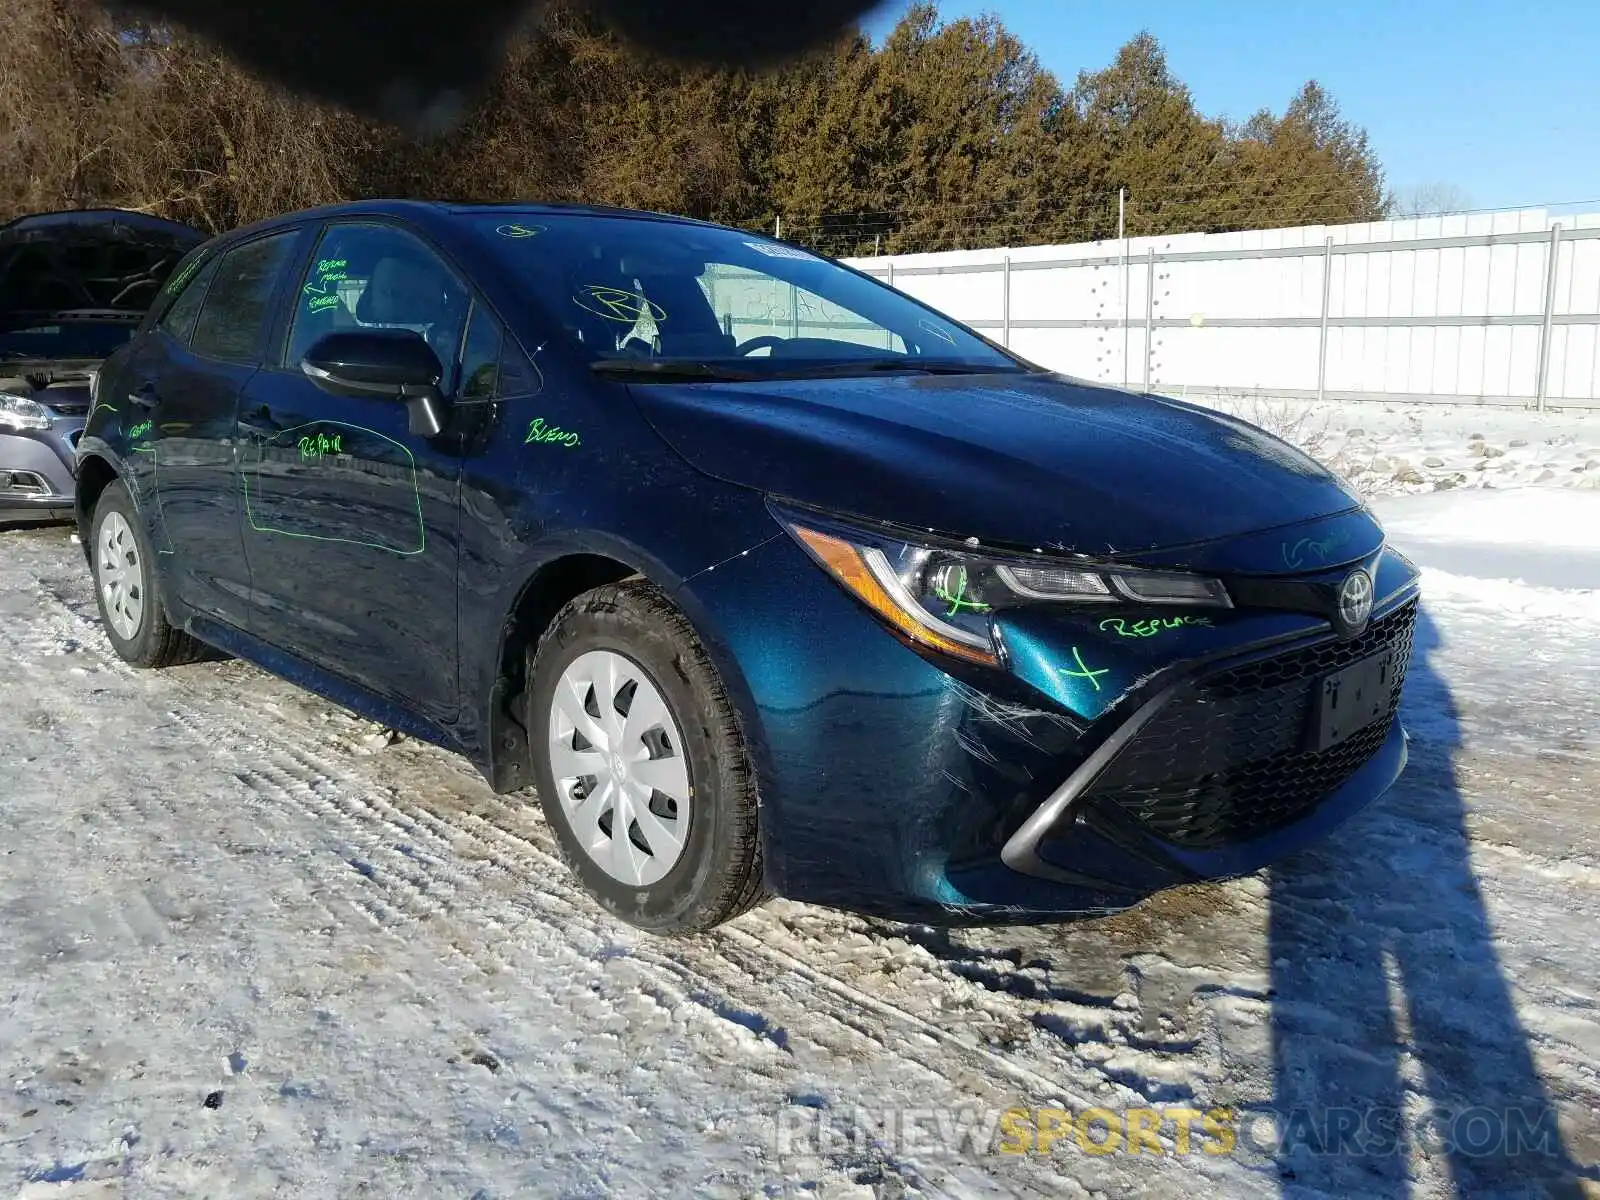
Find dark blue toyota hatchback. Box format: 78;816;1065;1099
76;200;1419;932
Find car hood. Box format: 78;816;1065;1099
629;371;1369;562
0;209;204;330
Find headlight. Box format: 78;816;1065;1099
0;392;52;432
776;506;1231;667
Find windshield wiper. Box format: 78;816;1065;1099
590;358;762;382
775;358;1027;379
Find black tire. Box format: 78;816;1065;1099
89;480;207;668
527;579;767;934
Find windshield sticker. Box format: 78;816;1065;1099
1059;646;1111;692
573;285;666;324
303;258;349;314
1099;615;1212;639
743;241;816;261
243;421;425;556
525;417;579;447
496;222;547;238
918;319;956;346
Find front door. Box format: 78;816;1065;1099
237;220;468;726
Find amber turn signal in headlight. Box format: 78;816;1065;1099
788;525;1002;667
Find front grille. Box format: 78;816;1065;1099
1082;600;1417;849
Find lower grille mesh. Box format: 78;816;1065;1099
1083;600;1418;849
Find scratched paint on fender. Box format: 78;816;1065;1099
129;445;176;554
998;622;1127;721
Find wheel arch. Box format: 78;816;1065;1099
480;543;774;827
73;452;122;564
483;552;643;793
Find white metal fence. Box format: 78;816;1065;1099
842;207;1600;410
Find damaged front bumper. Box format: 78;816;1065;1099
677;527;1421;923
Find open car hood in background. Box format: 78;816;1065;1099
0;209;205;330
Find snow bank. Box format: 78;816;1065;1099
1177;393;1600;498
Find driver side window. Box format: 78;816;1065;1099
284;223;470;394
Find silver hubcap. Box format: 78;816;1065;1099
97;510;145;641
548;649;692;887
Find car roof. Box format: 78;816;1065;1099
439;200;717;226
219;198;723;245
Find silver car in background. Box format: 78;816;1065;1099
0;210;202;522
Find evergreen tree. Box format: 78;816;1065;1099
0;1;1391;251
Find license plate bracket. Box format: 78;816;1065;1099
1310;650;1395;752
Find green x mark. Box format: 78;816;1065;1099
1060;646;1111;692
932;565;991;617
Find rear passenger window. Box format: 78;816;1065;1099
157;255;219;345
190;233;296;364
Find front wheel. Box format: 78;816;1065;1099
90;480;206;668
527;580;766;933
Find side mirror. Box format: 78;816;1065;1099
300;329;447;438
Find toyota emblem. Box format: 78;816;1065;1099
1336;568;1374;636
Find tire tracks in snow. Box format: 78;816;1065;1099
16;533;1269;1189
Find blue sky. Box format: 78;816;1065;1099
865;0;1600;213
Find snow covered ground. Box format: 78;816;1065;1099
2;401;1598;1199
1171;393;1600;499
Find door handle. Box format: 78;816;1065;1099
128;381;158;409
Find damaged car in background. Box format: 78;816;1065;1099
0;210;203;522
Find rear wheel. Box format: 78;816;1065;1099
90;480;206;668
527;580;766;933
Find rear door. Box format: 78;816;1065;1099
236;219;468;725
120;229;303;630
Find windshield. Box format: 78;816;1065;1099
0;320;136;364
467;213;1024;380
